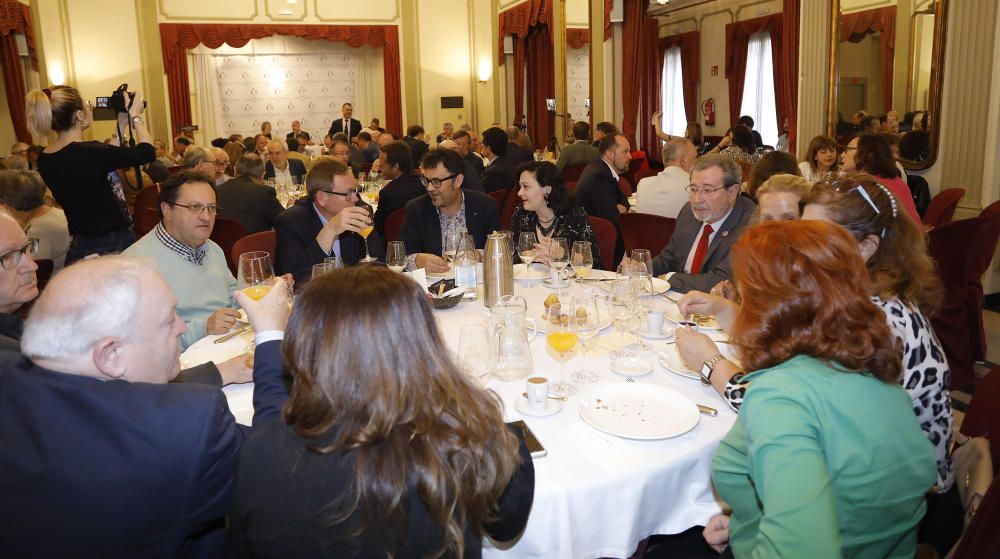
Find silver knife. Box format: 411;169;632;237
214;326;248;344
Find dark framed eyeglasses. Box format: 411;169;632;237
420;173;460;189
318;188;358;199
0;238;39;270
170;202;221;216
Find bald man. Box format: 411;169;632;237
0;255;289;557
437;139;483;192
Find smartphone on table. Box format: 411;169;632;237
507;420;547;458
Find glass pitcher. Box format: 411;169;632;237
489;295;537;381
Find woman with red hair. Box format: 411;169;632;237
710;220;935;557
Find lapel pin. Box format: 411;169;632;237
722;230;729;237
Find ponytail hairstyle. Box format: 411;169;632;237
26;85;86;137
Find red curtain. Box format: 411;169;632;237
158;23;402;135
512;35;526;123
0;1;38;143
622;0;659;154
840;6;896;112
724;14;782;130
525;25;554;150
658;31;701;124
497;0;551;65
779;0;799;152
567;28;590;49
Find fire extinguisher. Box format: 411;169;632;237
702;98;716;126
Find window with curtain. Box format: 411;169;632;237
739;31;779;147
659;47;687;137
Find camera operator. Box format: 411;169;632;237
26;85;154;264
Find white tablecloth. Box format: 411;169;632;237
180;270;736;559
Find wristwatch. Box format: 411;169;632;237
700;353;725;385
131;115;144;125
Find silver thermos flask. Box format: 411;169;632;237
483;231;513;307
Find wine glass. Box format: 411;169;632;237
548;237;569;292
517;232;537;275
631;249;652;275
443;230;463;265
544;303;578;396
357;203;377;263
628;272;655;352
311;262;332;280
569;294;600;384
457;323;492;386
387;241;406;272
571;241;594;287
607;277;635;359
237;251;275;301
324;256;343;270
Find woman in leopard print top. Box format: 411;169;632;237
676;174;960;556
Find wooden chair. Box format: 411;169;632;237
619;213;676;257
565;181;577;192
210;217;249;275
587;216;617;271
967;200;1000;361
231;231;277;267
924;188;966;228
561;163;587;183
132;184;161;237
487;189;507;208
632;167;658;186
498;189;520;231
617;177;633;198
384;207;407;243
927;217;985;391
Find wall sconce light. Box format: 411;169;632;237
47;63;65;86
477;59;492;83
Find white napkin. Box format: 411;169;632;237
405;268;429;292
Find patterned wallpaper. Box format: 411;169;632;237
566;43;590;136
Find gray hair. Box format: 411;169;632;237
236;153;266;178
21;256;148;360
662;138;694;164
690;153;742;187
182;146;210;168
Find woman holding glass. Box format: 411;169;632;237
230;266;534;558
511;161;600;268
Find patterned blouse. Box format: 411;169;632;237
719;146;763;166
721;296;954;491
404;197;468;271
510;205;600;268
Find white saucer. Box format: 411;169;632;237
640;325;675;340
610;356;654;377
513;395;563;417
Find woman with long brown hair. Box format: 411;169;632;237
230;266;534;558
710;220;935;557
798;134;839;183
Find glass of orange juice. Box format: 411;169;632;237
237;251;274;300
358;202;377;263
545;303;578;397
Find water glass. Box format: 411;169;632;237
631;249;652;275
387;241;406;272
237;251;275;300
569;295;600;384
457;323;492;385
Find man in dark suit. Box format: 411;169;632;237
401;148;499;274
437;139;483;192
575;133;632;264
373;141;424;241
285;120;303;152
480;126;516;194
403;124;429;165
649;154;755;293
329;136;364;178
506;126;534;166
453;129;484;177
0;255;287;558
327;102;362;141
264;140;307;184
592;121;618;149
273;159;384;283
217;153;285;234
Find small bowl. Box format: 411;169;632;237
429;279;463;310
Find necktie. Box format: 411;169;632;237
691;223;714;274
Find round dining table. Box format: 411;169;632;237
180;267;737;559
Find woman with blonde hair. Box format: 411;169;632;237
26;85;154;262
754;174;811;222
230;266;534;558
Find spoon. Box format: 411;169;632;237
522;392;568;401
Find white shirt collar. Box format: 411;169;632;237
602;158;620;181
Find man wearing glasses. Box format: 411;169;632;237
273;159;383;282
123;170;242;349
400;148;498;273
0;211;40;350
648;154;755;293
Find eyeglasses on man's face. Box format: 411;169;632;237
170;202;221;216
318;188;358;200
420;173;460;189
684;184;731;196
0;238;38;270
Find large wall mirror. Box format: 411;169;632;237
827;0;948;169
563;0;592;143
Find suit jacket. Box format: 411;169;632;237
0;339;284;559
555;140;598;171
403;137;429;165
328;117;362;140
575;159;629;263
464;151;485;177
461;159;484;192
373;173;425;239
650;195;755;293
264;159;307;183
401;190;499;257
481;155;516;194
216;176;285;234
273;199;385;283
506;142;534;167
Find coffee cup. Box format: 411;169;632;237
525;377;549;410
646;310;664;335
